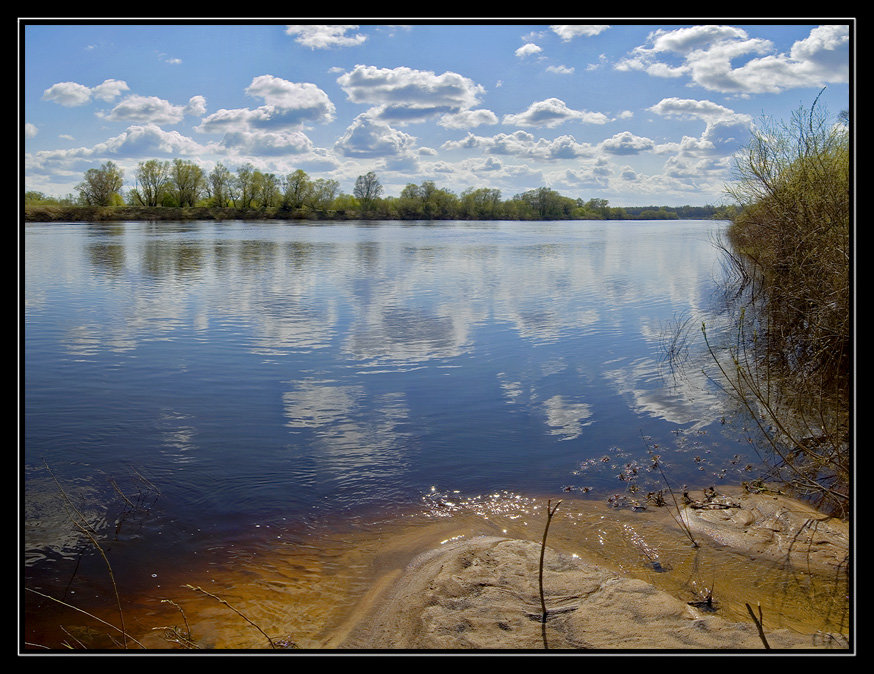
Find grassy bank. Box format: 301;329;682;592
712;98;850;516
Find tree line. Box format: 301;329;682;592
25;158;725;221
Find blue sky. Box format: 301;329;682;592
22;21;852;207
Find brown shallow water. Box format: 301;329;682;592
23;490;850;651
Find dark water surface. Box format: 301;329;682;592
23;219;765;643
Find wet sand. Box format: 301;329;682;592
25;488;851;652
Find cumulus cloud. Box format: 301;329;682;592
219;129;314;156
100;94;206;125
649;98;752;156
515;43;543;58
599;131;655;155
195;75;334;152
334;113;417;158
184;95;207;116
25;123;38;138
503;98;610;128
42;78;130;107
438;108;499;129
551;25;610;40
442;130;594;160
337;65;485;123
96;123;210;156
285;25;367;49
26;124;212;175
617;24;850;94
243;75;336;126
648;97;742;121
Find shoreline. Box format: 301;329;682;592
23;205;724;224
23;485;851;651
330;488;850;651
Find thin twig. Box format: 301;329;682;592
42;461;130;649
539;499;561;649
25;587;145;649
642;434;698;548
185;584;279;649
745;601;771;649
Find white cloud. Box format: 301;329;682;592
648;97;750;124
649;98;752;156
599;131;655;155
245;75;332;115
184;95;207;117
244;75;336;125
43;79;130;107
334;113;417;158
337;65;485;122
220;129;313;156
97;123;210;157
100;94;204;125
91;79;131;102
551;25;610;40
196;76;335;140
285;25;366;49
617;24;850;94
438;108;499;129
442;130;595;160
546;65;575;75
26;124;212;175
515;43;543;58
25;123;38;138
503;98;610;128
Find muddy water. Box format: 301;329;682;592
24;492;849;651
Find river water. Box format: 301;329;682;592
25;219;800;649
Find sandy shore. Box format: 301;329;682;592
331;490;850;651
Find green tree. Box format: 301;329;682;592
253;170;281;209
131;159;170;207
353;171;383;213
171;159;205;207
397;183;424;218
460;187;502;219
75;161;124;207
307;178;340;211
514;187;574;219
283;169;312;210
233;163;257;209
206;162;233;207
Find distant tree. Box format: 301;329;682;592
171;159;205;207
353;171;383;212
206;162;233;207
75;161;124;207
283;169;312;210
460;187;502;219
253;170;281;209
332;193;359;213
397;183;424;218
514;187;574;219
130;159;170;207
26;191;59;205
233;163;257;209
307;178;340;211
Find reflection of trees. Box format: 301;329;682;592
142;240;205;279
71;222;723;366
61;221;733;435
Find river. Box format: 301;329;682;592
24;219;788;649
